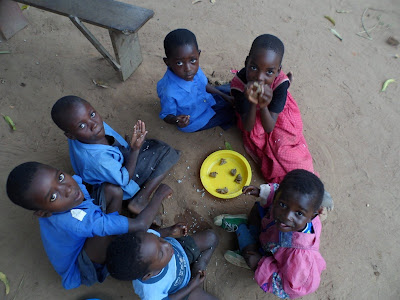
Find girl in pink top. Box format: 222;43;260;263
215;169;326;299
231;34;315;184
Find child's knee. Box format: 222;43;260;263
103;183;123;199
205;229;219;248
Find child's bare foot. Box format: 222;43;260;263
127;184;173;215
153;183;173;199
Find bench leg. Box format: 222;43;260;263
69;16;121;73
0;0;28;40
109;30;142;81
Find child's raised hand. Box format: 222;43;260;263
245;82;260;104
130;120;148;151
258;84;273;109
242;185;260;197
175;115;190;128
169;222;188;238
245;82;273;108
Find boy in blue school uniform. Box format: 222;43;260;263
51;96;180;220
6;162;173;289
158;28;235;132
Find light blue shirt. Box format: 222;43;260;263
68;122;140;200
39;175;129;289
132;230;191;300
157;67;216;132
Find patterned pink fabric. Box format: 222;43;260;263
254;185;326;299
231;71;315;183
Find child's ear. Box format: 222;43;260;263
278;65;282;73
141;272;154;281
64;131;76;140
163;57;169;67
311;206;325;220
198;49;201;57
34;210;53;218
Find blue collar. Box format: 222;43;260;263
139;264;169;284
166;68;195;93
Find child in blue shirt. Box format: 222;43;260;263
51;96;180;220
107;225;219;300
158;28;235;132
6;161;173;289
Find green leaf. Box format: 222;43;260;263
225;141;233;150
0;272;10;295
2;115;16;130
381;79;395;92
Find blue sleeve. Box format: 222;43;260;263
133;280;169;300
75;210;129;237
72;175;91;200
85;151;131;186
159;93;178;119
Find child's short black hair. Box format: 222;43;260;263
164;28;198;58
51;95;87;131
106;232;149;281
278;169;324;211
6;161;43;210
249;34;285;64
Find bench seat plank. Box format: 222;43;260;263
15;0;154;33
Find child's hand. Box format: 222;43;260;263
130;120;148;151
245;82;273;108
189;270;206;288
169;222;188;238
245;82;262;104
242;185;260;197
176;115;190;128
258;84;273;109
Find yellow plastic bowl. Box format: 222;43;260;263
200;150;252;199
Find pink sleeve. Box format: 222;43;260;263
254;249;326;299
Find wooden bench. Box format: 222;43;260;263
13;0;154;81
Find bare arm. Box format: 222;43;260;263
206;83;234;104
243;82;277;133
259;107;278;133
169;271;206;300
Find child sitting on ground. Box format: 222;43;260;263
231;34;315;184
107;223;219;300
158;28;235;132
6;162;173;289
214;169;326;299
51;96;180;219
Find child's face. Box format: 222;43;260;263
272;190;316;232
63;102;105;144
164;43;200;81
29;166;85;213
140;232;174;280
245;49;281;86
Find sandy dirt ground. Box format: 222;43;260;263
0;0;399;299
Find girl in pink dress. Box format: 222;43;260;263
214;169;326;299
231;34;314;183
